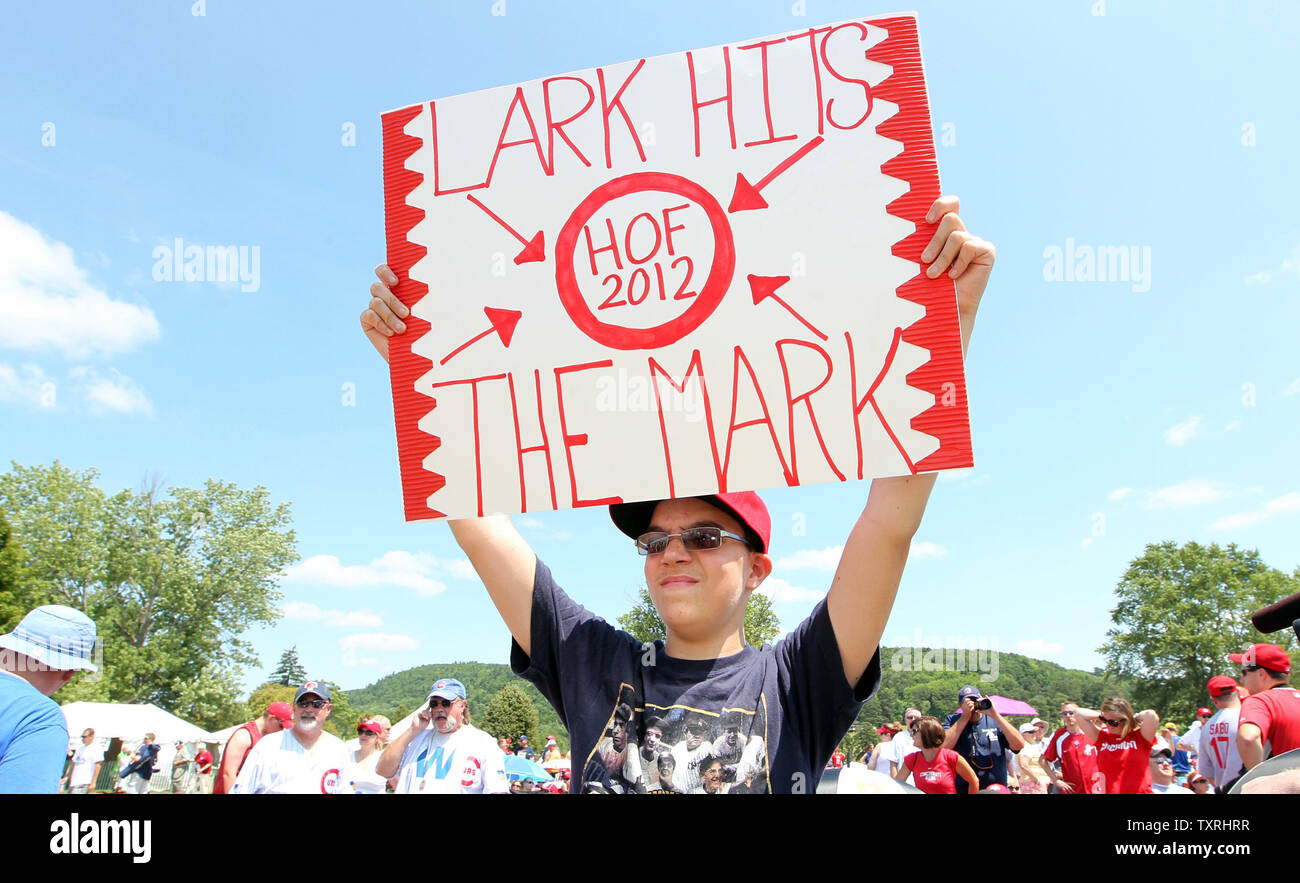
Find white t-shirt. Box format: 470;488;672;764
671;739;713;793
231;728;349;794
394;723;508;794
1197;707;1243;790
69;742;105;788
1151;782;1193;794
340;748;389;794
870;741;895;775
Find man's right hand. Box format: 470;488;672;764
361;264;410;362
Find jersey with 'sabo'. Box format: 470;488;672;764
511;559;880;794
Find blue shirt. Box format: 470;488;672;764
942;709;1017;794
0;671;68;793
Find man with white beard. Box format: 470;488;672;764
378;678;508;794
231;682;348;794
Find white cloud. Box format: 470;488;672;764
773;546;842;571
1283;379;1300;397
0;363;56;408
340;632;419;652
1222;420;1242;433
0;211;160;358
1080;537;1093;548
1140;479;1229;510
1243;243;1300;286
938;468;990;488
1108;487;1133;502
69;366;152;416
1208;493;1300;532
910;541;947;559
282;550;476;596
280;600;383;628
514;515;572;542
1163;416;1203;446
517;516;545;530
1014;638;1064;658
757;577;825;604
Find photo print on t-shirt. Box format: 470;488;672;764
580;683;770;793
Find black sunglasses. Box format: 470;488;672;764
1098;716;1124;728
296;698;327;709
637;527;751;555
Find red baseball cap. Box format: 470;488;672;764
609;492;772;554
1228;643;1292;674
1196;707;1213;716
266;701;294;728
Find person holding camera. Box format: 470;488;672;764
941;686;1025;794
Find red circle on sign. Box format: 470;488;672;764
554;173;735;350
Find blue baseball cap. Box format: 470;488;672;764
0;605;98;672
428;678;466;701
958;685;981;701
294;681;332;702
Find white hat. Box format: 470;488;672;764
0;605;98;672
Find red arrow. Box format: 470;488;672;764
747;275;827;341
465;193;546;264
439;307;523;366
729;136;825;212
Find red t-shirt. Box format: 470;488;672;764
212;720;262;795
904;748;964;794
830;751;845;769
195;749;213;774
1042;727;1102;794
1095;727;1155;794
1240;686;1300;757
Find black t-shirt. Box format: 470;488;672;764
510;559;881;793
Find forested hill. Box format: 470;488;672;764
348;649;1121;754
348;662;567;749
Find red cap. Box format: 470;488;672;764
610;492;772;554
266;701;294;728
357;721;382;735
1196;707;1213;716
1228;643;1292;674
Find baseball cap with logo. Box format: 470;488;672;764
266;701;294;727
294;681;332;702
427;678;466;701
1207;675;1240;697
958;685;982;701
1229;643;1292;674
609;492;772;554
0;605;98;672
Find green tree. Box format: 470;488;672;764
617;586;782;646
0;461;298;714
0;511;34;633
270;647;308;686
246;682;296;721
478;683;540;748
1100;541;1300;724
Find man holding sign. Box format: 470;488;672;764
365;14;993;793
362;193;991;793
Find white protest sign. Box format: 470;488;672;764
382;13;971;521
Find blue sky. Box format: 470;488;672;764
2;0;1297;697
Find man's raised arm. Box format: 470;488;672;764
825;196;994;687
363;265;538;655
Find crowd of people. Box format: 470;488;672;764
847;647;1299;795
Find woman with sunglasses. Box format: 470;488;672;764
1074;698;1160;794
341;718;389;794
864;723;904;776
893;717;979;794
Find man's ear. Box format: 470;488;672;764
745;552;773;592
60;670;76;685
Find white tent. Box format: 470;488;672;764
60;702;213;749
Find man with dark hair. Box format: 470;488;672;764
1233;643;1300;770
121;733;159;794
64;728;104;794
